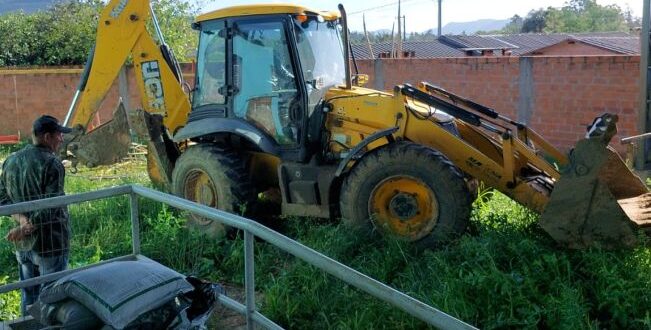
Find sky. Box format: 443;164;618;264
199;0;644;32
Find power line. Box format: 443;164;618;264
348;0;425;15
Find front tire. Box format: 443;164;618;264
340;142;472;248
172;145;255;237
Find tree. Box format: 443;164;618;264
501;15;524;34
493;0;631;34
41;0;104;65
0;1;102;66
0;0;201;66
623;6;641;30
522;9;547;33
544;0;627;33
150;0;203;62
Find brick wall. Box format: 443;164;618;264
529;41;619;56
0;67;137;137
0;56;641;152
0;69;80;137
357;55;640;152
0;65;194;137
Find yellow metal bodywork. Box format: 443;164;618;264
197;3;339;22
69;0;190;134
324;84;558;213
324;86;407;154
324;81;650;248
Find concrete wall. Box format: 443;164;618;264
358;55;640;152
0;56;641;153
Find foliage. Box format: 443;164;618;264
501;15;524;34
0;0;102;66
0;140;29;160
0;277;20;320
149;0;203;62
350;30;395;44
522;9;548;33
496;10;547;34
0;0;200;67
499;0;629;35
544;0;628;33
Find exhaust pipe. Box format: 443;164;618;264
338;4;352;89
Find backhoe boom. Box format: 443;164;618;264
63;0;190;186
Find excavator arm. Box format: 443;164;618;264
63;0;191;187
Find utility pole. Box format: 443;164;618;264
437;0;442;37
403;15;406;40
637;0;651;170
390;21;396;58
363;14;374;59
397;0;402;58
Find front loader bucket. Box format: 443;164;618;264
67;103;131;167
539;114;650;249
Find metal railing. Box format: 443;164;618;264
0;185;477;330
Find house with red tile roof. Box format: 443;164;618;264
352;32;639;59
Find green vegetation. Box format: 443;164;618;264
0;0;200;66
1;156;651;328
499;0;636;34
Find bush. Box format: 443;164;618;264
0;0;199;67
0;1;100;66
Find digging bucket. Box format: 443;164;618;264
66;102;131;168
539;114;651;249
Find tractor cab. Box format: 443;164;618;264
184;5;345;162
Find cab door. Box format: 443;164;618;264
229;16;309;162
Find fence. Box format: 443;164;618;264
0;185;476;330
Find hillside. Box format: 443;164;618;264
441;18;510;34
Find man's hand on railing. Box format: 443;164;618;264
6;227;28;242
5;214;34;242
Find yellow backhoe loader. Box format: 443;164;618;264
63;0;651;249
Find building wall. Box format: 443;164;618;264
0;68;134;137
528;41;618;56
0;56;641;154
0;65;195;137
357;55;640;152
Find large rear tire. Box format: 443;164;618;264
172;144;255;237
340;142;472;248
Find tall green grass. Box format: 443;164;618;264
1;156;651;328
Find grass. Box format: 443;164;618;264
1;150;651;328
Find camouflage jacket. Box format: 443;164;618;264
0;144;70;257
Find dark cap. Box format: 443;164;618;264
33;115;72;136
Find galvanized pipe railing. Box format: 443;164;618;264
0;185;477;330
621;132;651;144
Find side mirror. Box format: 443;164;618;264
352;74;369;87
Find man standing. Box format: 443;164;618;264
1;115;72;315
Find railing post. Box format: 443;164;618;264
244;230;255;330
130;192;140;255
